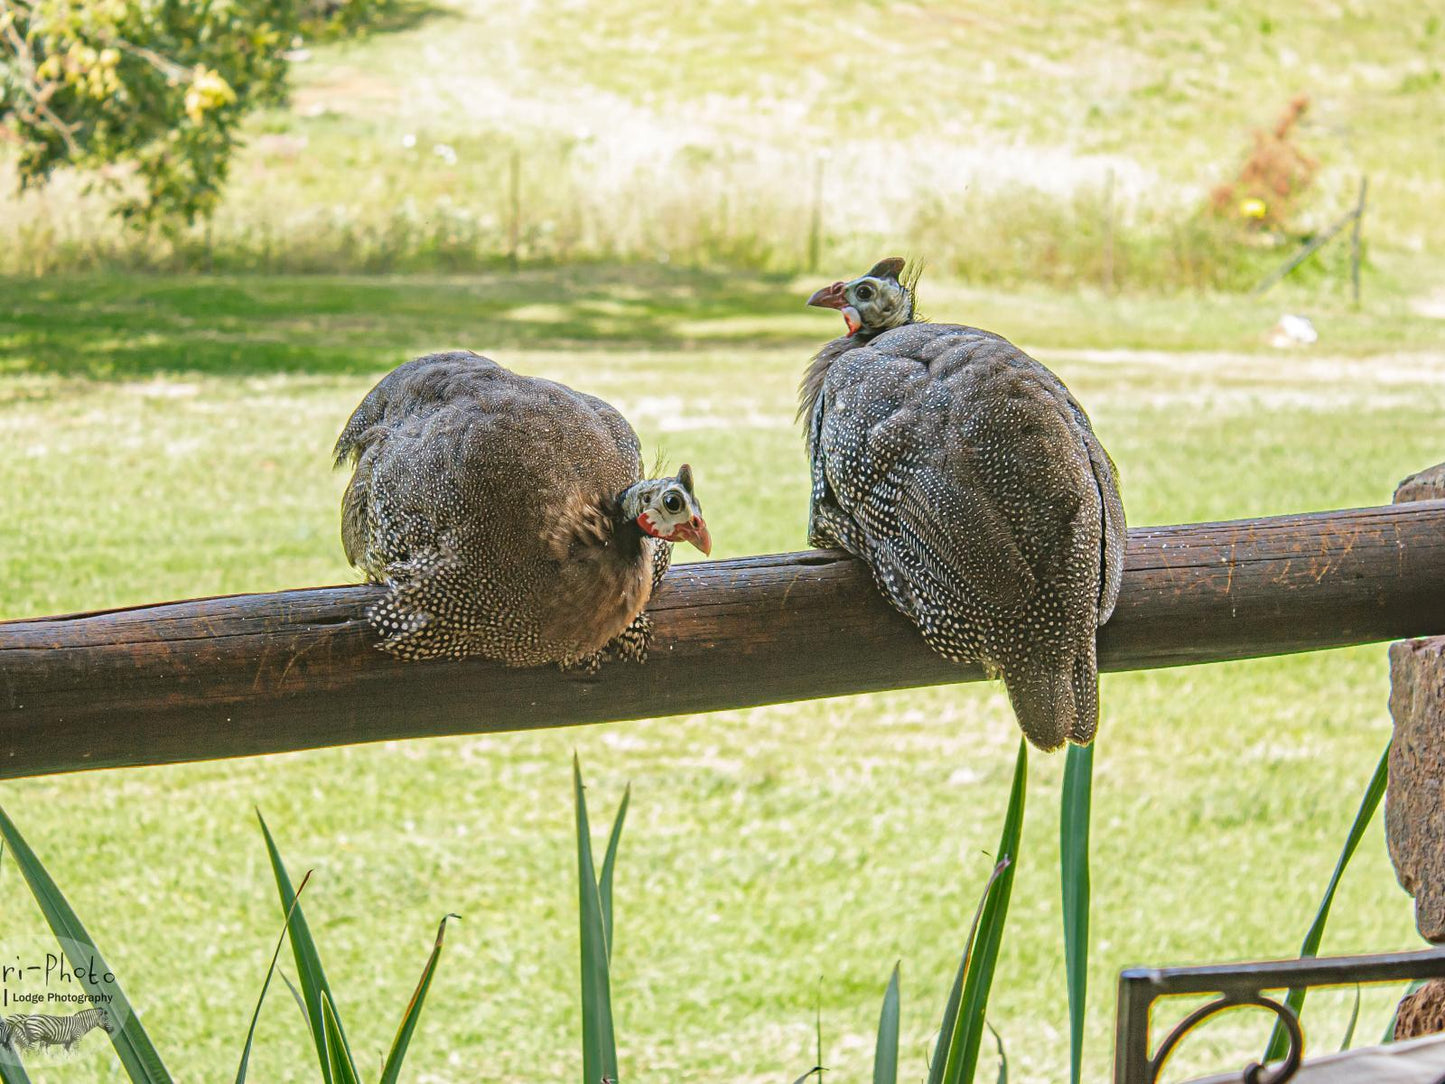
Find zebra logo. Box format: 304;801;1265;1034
2;1008;113;1053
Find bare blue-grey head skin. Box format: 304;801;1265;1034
620;463;711;556
806;257;917;342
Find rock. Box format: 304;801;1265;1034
1396;979;1445;1041
1396;463;1445;504
1389;639;1445;940
1268;313;1318;348
1387;466;1445;941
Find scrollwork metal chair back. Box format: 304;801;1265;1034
1113;947;1445;1084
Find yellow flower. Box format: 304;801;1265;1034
1239;198;1268;220
184;67;236;123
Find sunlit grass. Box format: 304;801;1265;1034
0;270;1441;1081
2;0;1442;293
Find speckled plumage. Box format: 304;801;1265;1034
802;287;1125;750
335;351;677;669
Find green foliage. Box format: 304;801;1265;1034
930;740;1028;1084
259;810;356;1084
255;812;453;1084
1060;744;1093;1084
0;805;173;1083
379;914;460;1084
1263;743;1391;1063
0;271;1432;1080
574;757;623;1084
235;870;313;1084
872;965;900;1084
0;844;35;1084
0;0;392;223
0;0;297;222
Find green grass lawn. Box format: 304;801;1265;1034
1;268;1442;1082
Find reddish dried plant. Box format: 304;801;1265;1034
1209;94;1319;231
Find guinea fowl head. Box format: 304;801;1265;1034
621;463;712;555
807;257;916;340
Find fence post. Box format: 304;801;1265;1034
806;155;824;273
507;148;521;272
1102;167;1115;294
1350;176;1368;308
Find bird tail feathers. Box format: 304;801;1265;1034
1002;641;1100;751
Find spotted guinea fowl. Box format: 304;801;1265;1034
335;351;711;669
801;259;1125;750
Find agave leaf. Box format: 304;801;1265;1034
1263;744;1388;1063
935;740;1028;1084
599;787;630;960
0;842;34;1084
0;1021;33;1084
257;810;357;1084
0;843;28;1084
1060;743;1093;1084
280;971;310;1027
575;757;619;1084
988;1023;1008;1084
1339;985;1360;1052
816;977;824;1081
322;994;361;1084
873;964;901;1084
928;855;1012;1084
0;805;173;1084
379;914;461;1084
235;870;313;1084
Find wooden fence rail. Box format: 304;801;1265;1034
2;500;1444;780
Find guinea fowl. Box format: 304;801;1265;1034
335;351;711;669
802;259;1126;750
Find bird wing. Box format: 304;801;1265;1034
1048;384;1127;625
1083;428;1125;625
817;344;1037;619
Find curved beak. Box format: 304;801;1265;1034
807;281;847;309
807;280;861;336
675;514;712;556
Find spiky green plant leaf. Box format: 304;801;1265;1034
988;1023;1008;1084
1263;743;1389;1062
235;870;313;1084
258;810;357;1084
280;971;310;1027
0;840;34;1084
322;994;360;1084
379;914;461;1084
873;964;901;1084
1060;743;1093;1084
575;757;619;1084
928;860;1005;1084
0;805;173;1084
0;841;28;1084
599;786;630;959
816;977;824;1084
932;740;1029;1084
1339;985;1361;1052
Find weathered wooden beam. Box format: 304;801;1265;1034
2;500;1444;780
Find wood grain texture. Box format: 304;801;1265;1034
3;500;1444;779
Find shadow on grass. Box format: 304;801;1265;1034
0;265;824;379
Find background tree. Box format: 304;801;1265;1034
0;0;376;222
